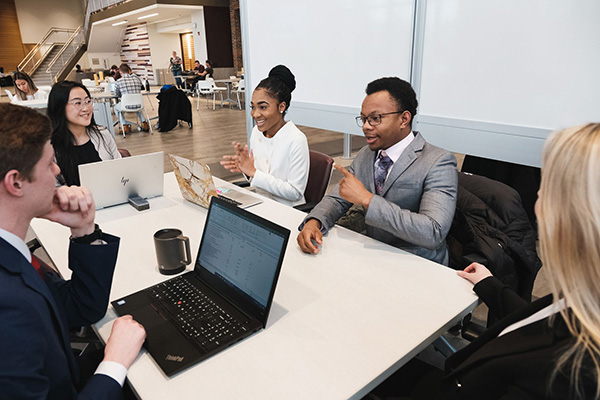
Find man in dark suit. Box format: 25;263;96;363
0;103;146;399
298;77;457;265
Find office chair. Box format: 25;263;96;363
116;93;153;137
118;148;132;158
443;171;542;345
294;150;334;212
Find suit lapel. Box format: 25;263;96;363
0;238;78;381
448;295;557;373
380;132;425;196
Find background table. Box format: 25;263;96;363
30;173;477;399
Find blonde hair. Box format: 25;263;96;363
539;123;600;398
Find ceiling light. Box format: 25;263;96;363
112;20;128;26
138;13;159;20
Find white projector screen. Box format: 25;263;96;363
240;0;415;136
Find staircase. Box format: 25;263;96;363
31;45;62;86
18;27;85;84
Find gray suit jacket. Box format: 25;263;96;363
303;132;457;265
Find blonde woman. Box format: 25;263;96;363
443;123;600;399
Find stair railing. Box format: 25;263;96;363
45;26;85;83
17;28;78;76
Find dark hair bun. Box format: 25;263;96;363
268;65;296;92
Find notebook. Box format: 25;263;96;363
168;153;262;209
78;151;164;209
111;196;290;376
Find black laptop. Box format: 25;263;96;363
111;197;290;376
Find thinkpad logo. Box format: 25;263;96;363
165;354;184;362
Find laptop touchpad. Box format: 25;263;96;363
131;304;168;330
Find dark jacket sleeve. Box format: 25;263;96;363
47;233;120;328
473;276;529;320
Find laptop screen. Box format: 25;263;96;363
195;197;289;325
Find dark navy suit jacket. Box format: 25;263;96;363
0;234;121;400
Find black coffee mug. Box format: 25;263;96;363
154;228;191;275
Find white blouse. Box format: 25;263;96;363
249;121;310;207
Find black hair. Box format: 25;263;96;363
365;77;418;125
111;65;118;70
0;67;4;73
255;65;296;117
48;81;109;185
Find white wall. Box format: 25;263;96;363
15;0;84;43
191;9;208;65
147;24;181;83
85;52;121;70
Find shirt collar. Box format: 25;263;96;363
0;227;31;263
377;131;415;163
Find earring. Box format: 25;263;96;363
280;110;283;114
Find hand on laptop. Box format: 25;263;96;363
103;315;146;369
42;185;96;237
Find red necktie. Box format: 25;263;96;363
31;255;45;279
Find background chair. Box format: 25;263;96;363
196;80;222;111
294;150;334;212
231;79;245;110
115;93;153;137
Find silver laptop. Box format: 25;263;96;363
79;152;164;209
169;154;262;209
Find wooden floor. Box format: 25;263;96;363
114;93;354;177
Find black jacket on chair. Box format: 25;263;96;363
446;172;542;303
157;87;192;132
443;277;596;400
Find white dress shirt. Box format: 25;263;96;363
375;131;415;179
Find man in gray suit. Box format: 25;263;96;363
297;77;457;265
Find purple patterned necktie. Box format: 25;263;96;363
374;152;393;195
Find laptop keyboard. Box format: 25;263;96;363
148;276;248;351
217;194;242;206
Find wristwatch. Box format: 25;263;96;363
72;224;103;244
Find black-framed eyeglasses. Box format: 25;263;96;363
68;97;93;110
355;110;404;127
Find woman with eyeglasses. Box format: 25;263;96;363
12;71;48;102
48;81;121;186
220;65;309;206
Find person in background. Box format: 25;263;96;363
169;51;183;88
0;102;146;399
204;59;214;79
48;81;121;186
0;67;5;78
75;64;83;73
190;60;206;90
221;65;310;206
110;64;121;80
12;71;48;101
297;77;457;265
113;63;149;132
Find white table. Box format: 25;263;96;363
13;98;48;109
214;79;239;107
30;173;477;400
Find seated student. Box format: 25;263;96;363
204;59;214;79
113;63;149;132
190;60;206;90
110;64;122;80
297;77;457;265
48;81;121;186
0;103;146;399
369;123;600;400
221;65;310;206
12;71;48;101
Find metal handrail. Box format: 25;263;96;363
17;28;77;76
45;26;83;75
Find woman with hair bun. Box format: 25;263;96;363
221;65;309;206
